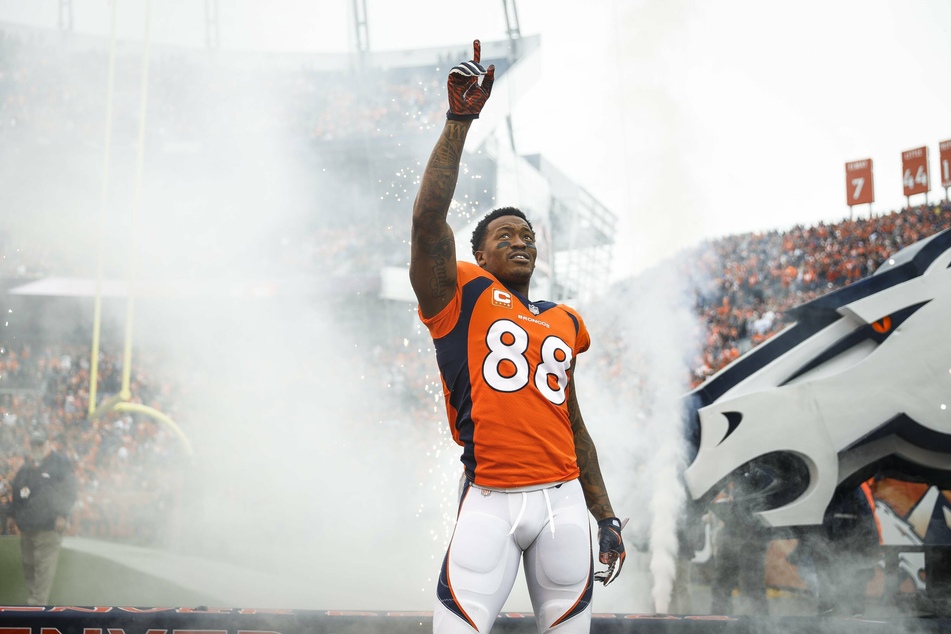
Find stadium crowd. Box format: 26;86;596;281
4;201;946;544
0;25;461;149
685;201;950;385
2;22;950;554
0;343;186;543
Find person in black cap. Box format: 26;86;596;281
6;429;77;605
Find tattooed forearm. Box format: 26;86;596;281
431;134;464;168
440;119;469;145
575;425;615;519
415;169;457;219
410;119;471;316
414;122;469;220
568;376;616;520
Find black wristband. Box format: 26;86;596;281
446;110;479;121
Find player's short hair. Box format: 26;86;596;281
470;207;535;257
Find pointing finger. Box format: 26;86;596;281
472;39;481;64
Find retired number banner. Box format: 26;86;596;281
901;146;930;197
939;139;951;189
844;159;874;206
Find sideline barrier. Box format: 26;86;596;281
0;607;946;634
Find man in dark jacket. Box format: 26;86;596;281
6;429;77;605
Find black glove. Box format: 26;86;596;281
594;517;627;586
446;39;495;121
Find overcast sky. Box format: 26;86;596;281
1;0;949;278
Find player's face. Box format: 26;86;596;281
476;216;536;289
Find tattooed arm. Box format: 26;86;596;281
567;359;617;521
410;119;470;318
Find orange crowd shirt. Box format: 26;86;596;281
420;262;590;489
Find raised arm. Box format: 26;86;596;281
410;40;494;319
411;120;469;318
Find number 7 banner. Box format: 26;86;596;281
901;146;930;197
845;159;874;206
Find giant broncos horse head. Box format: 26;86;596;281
684;228;951;528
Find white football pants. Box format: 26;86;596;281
433;478;593;633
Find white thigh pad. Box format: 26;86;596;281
535;522;590;586
450;511;513;594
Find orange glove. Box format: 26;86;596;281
446;39;495;121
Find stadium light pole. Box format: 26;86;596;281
502;0;522;60
352;0;369;69
204;0;220;49
58;0;73;33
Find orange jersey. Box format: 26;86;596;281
419;261;590;489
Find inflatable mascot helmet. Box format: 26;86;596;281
684;228;951;528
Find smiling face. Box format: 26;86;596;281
474;215;537;293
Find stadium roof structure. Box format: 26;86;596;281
0;19;538;74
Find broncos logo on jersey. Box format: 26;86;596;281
684;228;951;528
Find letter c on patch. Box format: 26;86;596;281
492;289;512;308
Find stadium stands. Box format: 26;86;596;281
1;21;950;570
683;202;951;387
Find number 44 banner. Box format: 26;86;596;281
902;145;929;197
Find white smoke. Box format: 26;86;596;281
577;255;700;615
646;410;688;614
0;20;464;609
625;264;695;613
